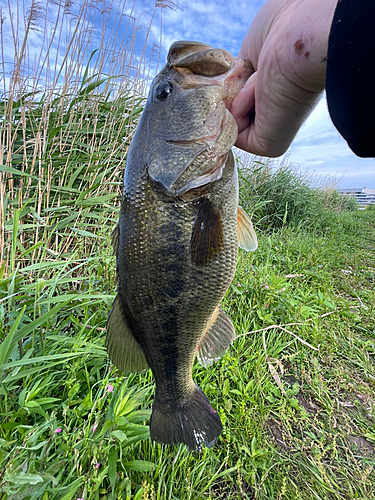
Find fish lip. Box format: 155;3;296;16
170;48;234;77
168;57;252;111
222;58;253;111
167;42;234;78
167;41;214;65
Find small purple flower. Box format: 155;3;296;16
95;463;101;469
55;428;62;434
264;285;270;289
77;498;84;500
107;384;114;393
91;424;98;433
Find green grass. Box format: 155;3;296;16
1;205;374;499
237;156;359;234
1;2;375;498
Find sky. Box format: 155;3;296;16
150;0;374;189
2;0;374;188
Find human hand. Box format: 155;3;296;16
231;0;338;157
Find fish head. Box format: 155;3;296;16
143;41;252;199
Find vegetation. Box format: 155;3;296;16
1;2;374;499
237;155;359;234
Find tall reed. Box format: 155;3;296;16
0;0;170;414
0;0;174;274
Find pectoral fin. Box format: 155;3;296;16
237;206;258;251
197;305;235;367
106;294;148;374
190;199;224;266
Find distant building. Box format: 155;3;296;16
337;187;375;206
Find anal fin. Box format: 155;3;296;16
106;294;148;374
237;206;258;251
197;305;235;367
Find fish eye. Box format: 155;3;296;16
156;81;173;100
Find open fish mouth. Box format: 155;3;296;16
168;41;232;75
168;41;253;108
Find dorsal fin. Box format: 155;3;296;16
190;199;224;266
106;295;148;374
197;305;235;367
237;206;257;251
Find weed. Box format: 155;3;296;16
0;2;374;498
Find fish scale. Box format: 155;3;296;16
106;41;257;451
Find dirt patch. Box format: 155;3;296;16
295;392;320;415
210;478;255;499
267;418;288;452
282;376;320;416
346;435;375;456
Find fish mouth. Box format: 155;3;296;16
170;47;233;77
168;41;253;108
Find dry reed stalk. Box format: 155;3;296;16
0;0;167;274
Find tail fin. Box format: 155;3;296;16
150;385;222;452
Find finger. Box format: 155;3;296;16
231;73;256;134
235;83;322;157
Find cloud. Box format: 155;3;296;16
120;0;263;64
156;0;261;54
3;0;373;187
287;95;375;188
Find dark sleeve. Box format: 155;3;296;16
326;0;375;158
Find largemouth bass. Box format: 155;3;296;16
107;41;257;452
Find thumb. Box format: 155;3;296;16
231;72;257;134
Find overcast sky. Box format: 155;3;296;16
3;0;374;188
